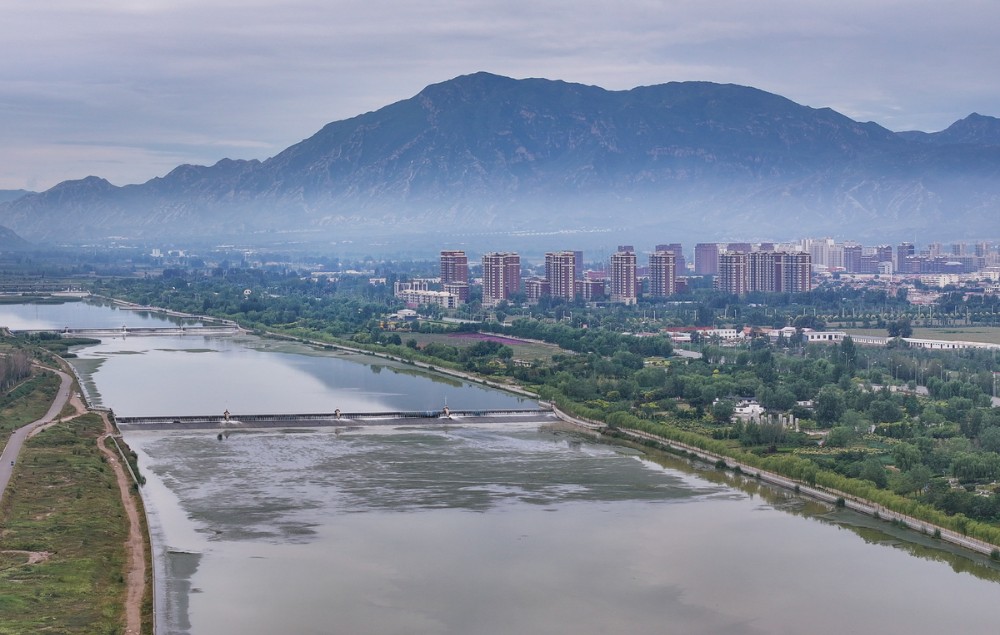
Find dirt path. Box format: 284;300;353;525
97;412;146;635
0;549;52;565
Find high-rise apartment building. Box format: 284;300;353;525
721;251;811;295
897;242;915;274
524;277;550;304
544;251;577;301
482;252;520;307
843;244;862;273
655;243;685;274
776;252;812;292
695;243;720;275
747;251;777;293
875;245;893;267
440;250;468;285
649;250;677;297
575;279;605;301
610;248;637;305
717;252;748;295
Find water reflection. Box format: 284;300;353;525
69;334;532;416
129;425;1000;635
624;442;1000;584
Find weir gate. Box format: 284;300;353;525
12;325;243;338
115;408;556;431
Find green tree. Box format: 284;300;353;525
815;386;846;426
858;456;888;488
892;442;922;471
711;399;735;424
980;427;1000;454
825;426;857;448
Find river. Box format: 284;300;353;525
4;300;1000;634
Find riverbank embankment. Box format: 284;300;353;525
601;425;1000;558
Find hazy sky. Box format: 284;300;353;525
3;1;997;191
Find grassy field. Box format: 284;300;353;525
402;331;565;362
0;414;128;634
0;371;60;446
839;326;1000;345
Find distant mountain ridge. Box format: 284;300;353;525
0;190;32;204
1;72;998;246
898;113;1000;146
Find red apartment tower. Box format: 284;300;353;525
776;252;812;292
440;250;468;284
747;251;776;293
717;252;748;295
545;251;577;300
482;252;520;307
648;250;677;297
655;243;685;274
610;248;637;304
843;244;862;273
721;251;812;295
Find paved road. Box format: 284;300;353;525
0;367;72;505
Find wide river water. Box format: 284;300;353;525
4;301;1000;634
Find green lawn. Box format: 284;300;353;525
401;332;565;362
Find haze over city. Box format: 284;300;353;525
3;0;999;191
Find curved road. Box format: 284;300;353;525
0;367;72;505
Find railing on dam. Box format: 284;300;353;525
12;325;243;338
114;407;555;429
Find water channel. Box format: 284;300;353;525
4;300;1000;634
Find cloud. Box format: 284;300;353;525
1;0;998;189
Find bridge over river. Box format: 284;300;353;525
115;407;556;431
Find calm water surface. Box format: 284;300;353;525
129;426;1000;635
0;300;204;330
9;302;1000;634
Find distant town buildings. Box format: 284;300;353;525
388;238;998;311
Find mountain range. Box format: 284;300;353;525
2;72;998;248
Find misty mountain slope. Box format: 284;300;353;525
1;72;998;244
